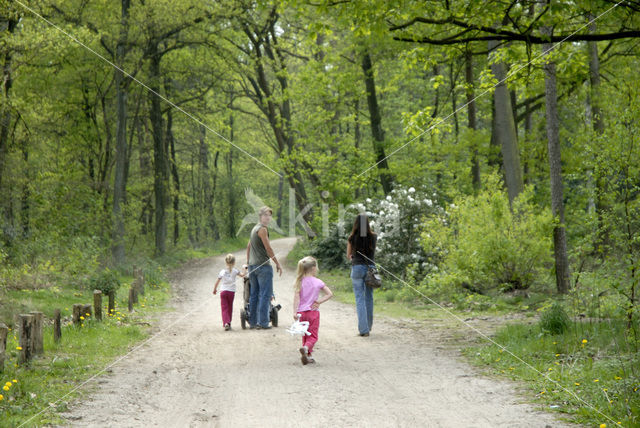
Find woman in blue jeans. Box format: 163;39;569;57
346;214;377;337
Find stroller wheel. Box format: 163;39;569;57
240;310;247;330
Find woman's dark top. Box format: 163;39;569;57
349;233;377;265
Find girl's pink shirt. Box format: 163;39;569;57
297;276;325;312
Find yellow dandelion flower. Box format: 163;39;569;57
117;317;121;321
582;339;588;344
2;386;9;391
555;353;560;357
614;376;622;380
594;379;599;382
16;346;22;351
603;388;608;392
495;358;501;362
540;391;546;395
548;368;553;371
600;424;606;428
0;394;3;401
575;382;581;386
80;316;85;320
12;379;17;383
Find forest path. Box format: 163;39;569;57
61;237;574;427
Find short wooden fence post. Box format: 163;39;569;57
29;311;44;355
82;304;92;320
72;304;83;325
53;309;62;342
0;323;8;372
18;314;34;365
137;269;145;296
128;287;134;312
108;290;115;317
93;290;103;321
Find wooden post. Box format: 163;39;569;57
72;304;83;325
18;314;34;365
108;290;115;317
0;323;8;372
29;311;44;355
53;309;62;342
131;283;139;304
138;270;145;296
82;305;92;320
128;287;134;312
93;290;103;321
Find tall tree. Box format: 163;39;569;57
112;0;131;266
488;39;523;204
542;32;570;294
0;7;18;199
361;49;394;195
232;6;311;222
464;47;481;190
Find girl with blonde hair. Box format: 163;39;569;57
293;256;333;365
213;254;245;330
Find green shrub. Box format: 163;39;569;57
88;269;121;294
421;174;554;293
539;302;571;334
310;225;349;270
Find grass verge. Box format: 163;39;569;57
463;320;639;427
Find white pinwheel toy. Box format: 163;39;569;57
287;314;311;336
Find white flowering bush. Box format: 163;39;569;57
365;186;445;279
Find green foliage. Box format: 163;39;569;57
539;302;571;335
88;269;121;295
421;174;555;293
309;225;349;270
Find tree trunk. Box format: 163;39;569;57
361;50;393;195
0;13;17;202
354;98;362;199
210;150;220;240
227;106;236;238
588;17;610;251
543;39;571;294
137;115;152;235
167;105;180;245
198;125;213;239
488;39;523;205
148;43;168;256
112;0;131;266
465;48;481;190
20;139;29;236
450;60;459;140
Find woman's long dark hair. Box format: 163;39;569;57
348;214;375;253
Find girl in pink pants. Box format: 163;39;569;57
213;254;245;330
293;256;333;365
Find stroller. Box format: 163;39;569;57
240;267;281;329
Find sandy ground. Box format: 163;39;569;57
60;237;575;427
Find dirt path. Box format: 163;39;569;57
61;238;573;427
